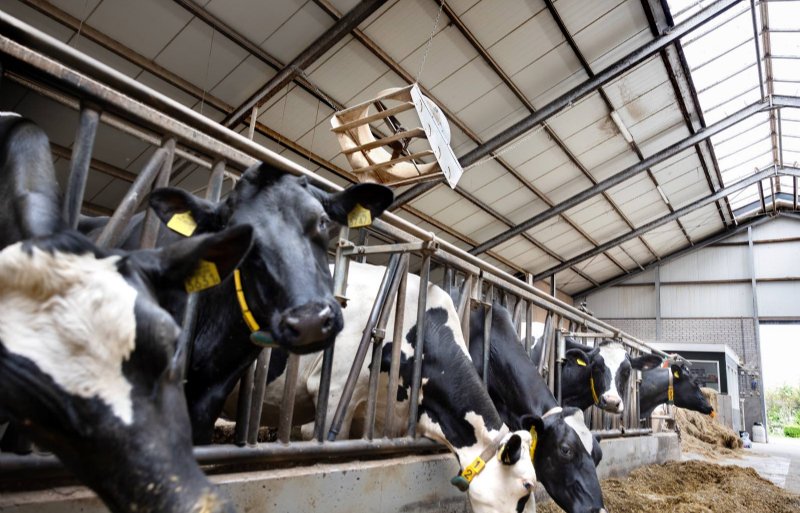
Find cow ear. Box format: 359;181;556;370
631;354;662;371
520;414;544;439
670;364;683;380
318;183;394;226
148;188;228;235
146;224;253;288
498;434;522;466
565;348;591;368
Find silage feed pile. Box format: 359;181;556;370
538;461;800;513
675;387;743;458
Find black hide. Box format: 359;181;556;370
469;303;606;513
639;365;714;419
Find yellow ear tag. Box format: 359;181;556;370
185;259;221;293
460;457;485;482
673;371;680;379
167;211;197;237
576;358;587;367
529;427;538;460
347;203;372;228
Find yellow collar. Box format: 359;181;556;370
590;375;600;405
234;269;260;332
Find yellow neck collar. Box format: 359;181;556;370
234;269;261;332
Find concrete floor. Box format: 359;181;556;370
683;436;800;494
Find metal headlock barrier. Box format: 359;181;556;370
0;11;677;481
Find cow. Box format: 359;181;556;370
0;114;252;513
470;303;606;513
532;337;661;414
235;261;538;513
639;362;714;419
82;164;393;444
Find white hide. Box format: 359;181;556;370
598;342;628;411
0;243;138;424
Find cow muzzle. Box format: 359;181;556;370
275;300;343;354
599;394;623;414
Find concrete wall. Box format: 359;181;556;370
1;434;680;513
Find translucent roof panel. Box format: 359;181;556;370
667;0;800;223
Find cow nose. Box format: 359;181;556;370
602;395;623;413
277;301;342;353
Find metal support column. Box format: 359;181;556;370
747;226;768;442
407;254;431;437
655;265;662;341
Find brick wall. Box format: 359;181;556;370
602;316;765;434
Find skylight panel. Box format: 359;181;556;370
766;1;800;31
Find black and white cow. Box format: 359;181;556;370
640;363;714;419
470;303;606;513
83;165;393;444
244;262;538;513
0;114;252;513
534;337;661;414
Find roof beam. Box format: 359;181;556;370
543;0;685;252
575;213;775;297
640;0;732;228
469;96;800;256
221;0;388;128
532;166;779;282
393;0;743;206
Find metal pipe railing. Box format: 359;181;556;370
0;13;689;479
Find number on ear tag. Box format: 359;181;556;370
576;358;587;367
185;260;221;293
167;211;197;237
347;203;372;228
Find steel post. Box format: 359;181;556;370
407;254;431;437
382;254;409;437
247;348;272;445
139;138;176;249
63;103;100;229
94;146;168;248
233;361;255;446
327;253;401;441
277;354;300;443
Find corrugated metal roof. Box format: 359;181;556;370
3;0;797;296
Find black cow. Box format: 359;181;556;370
640;363;714;419
0;114;252;513
470;303;606;513
534;337;661;413
102;166;393;444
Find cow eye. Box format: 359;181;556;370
560;445;573;458
317;214;330;235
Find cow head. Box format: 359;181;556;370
563;339;661;413
526;408;606;513
671;364;714;415
464;426;538;513
0;226;252;513
149;163;393;354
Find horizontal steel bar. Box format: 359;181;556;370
0;438;446;478
341;241;433;256
470;97;795;256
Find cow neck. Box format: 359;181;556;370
638;368;671;418
450;424;511;490
450;423;510;472
185;275;262;443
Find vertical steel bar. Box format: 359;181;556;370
355;228;368;264
512;297;523;334
482;286;493;386
315;226;352;441
277;353;300;443
407;254;431;437
655;265;662;341
139;138;176;249
63;103;100;228
364;254;407;440
327;254;401;441
383;254;409;437
233;361;255;446
525;300;533;355
555;331;564;405
94;147;168;248
247;105;258;140
205;160;226;201
247;348;271;445
457;274;473;344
